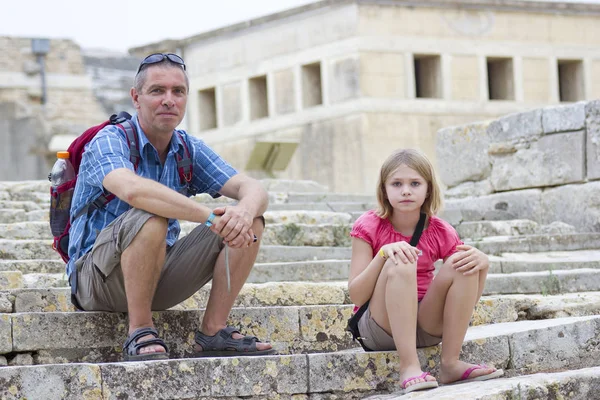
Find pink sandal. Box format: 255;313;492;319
400;372;439;394
457;364;504;384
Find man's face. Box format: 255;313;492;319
131;65;188;136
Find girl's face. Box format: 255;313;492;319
385;164;429;214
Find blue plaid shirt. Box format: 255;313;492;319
66;115;237;277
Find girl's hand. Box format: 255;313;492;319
452;244;489;275
380;241;420;265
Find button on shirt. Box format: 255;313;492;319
67;115;237;278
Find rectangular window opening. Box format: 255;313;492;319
302;62;323;108
249;75;269;120
558;59;584;102
198;87;217;131
414;54;442;99
487;57;514;100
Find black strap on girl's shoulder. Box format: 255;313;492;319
410;212;427;247
347;211;428;351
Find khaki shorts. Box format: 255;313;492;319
73;208;224;312
357;305;442;351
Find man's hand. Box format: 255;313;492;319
210;206;255;248
452;244;490;275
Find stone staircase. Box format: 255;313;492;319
1;180;600;399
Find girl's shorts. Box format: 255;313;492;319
357;305;442;351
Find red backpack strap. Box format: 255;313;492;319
116;119;140;170
175;131;193;185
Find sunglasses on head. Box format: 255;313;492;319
136;53;186;74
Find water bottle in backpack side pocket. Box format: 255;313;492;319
49;151;76;238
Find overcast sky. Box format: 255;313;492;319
0;0;316;52
2;0;599;53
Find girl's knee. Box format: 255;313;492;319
383;259;417;281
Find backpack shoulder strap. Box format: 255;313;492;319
174;131;193;185
115;119;140;170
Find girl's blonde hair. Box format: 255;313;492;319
375;148;443;219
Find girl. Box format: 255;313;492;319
348;149;503;394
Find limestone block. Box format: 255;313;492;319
262;224;351;246
0;356;6;366
0;291;13;313
260;179;328;193
472;296;520;326
248;260;350;284
445;189;542;223
542;102;586;134
0;314;11;354
300;305;353;344
264;211;352;225
586;100;600;180
487;109;543;143
0;259;64;274
220;81;242;126
14;288;73;313
538;221;577;235
308;335;508;393
471;233;600;255
101;355;308;398
509;316;600;373
456;220;539;240
490;130;585;191
12;308;299;357
274;68;296;115
9;353;33;366
328;57;360;103
436;121;491;187
443;179;494;199
541;182;600;232
0;271;23;289
0;239;58;260
365;367;600;400
12;312;126;352
256;245;351;263
22;273;67;288
0;364;102;399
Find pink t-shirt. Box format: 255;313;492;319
350;210;463;301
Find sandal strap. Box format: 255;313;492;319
123;327;169;355
195;326;260;352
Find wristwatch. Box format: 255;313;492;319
205;212;216;227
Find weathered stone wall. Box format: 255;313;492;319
0;37;107;179
437;100;600;232
0;37;104;128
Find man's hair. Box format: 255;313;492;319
375;148;443;219
133;59;189;93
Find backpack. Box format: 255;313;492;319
346;212;427;351
49;112;194;264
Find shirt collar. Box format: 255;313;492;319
132;113;183;159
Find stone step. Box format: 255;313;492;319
0;259;65;274
365;366;600;400
455;219;575;239
2;232;599;261
485;268;600;295
0;241;354;262
5;279;600;326
0;201;44;211
6;260;600;295
0;316;598;397
470;232;600;254
492;250;600;273
0;209;47;224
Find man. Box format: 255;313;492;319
68;53;274;361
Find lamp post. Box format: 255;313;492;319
31;38;50;105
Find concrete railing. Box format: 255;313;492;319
436;100;600;232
